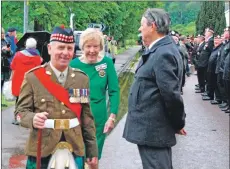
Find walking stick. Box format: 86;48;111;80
36;129;42;169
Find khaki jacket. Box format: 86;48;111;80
15;63;98;158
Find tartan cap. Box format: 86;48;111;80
50;25;74;43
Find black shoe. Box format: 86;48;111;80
195;90;204;93
219;102;228;108
225;109;230;113
201;92;208;96
202;96;213;100
210;100;222;105
12;120;19;125
195;87;200;90
221;106;229;111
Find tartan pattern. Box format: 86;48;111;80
26;154;84;169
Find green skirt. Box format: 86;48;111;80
26;154;84;169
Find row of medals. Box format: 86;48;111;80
69;89;89;103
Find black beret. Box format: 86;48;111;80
224;26;230;31
205;27;214;33
50;25;75;43
8;27;17;32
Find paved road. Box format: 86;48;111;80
99;75;229;169
1;46;141;169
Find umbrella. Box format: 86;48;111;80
16;31;51;63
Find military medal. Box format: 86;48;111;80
99;69;106;77
69;89;80;103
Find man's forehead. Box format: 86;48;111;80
51;41;74;47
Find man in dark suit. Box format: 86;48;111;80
194;35;205;90
123;8;186;169
202;36;222;101
196;28;214;93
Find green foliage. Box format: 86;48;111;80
2;1;200;41
2;1;163;43
196;1;226;35
171;22;196;36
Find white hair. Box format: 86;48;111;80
25;37;37;49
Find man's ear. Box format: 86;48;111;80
47;43;51;55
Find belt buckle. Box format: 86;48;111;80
54;119;70;130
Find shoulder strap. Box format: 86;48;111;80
33;67;82;120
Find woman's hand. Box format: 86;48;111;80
103;114;116;134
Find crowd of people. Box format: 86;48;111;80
1;6;229;169
191;27;230;114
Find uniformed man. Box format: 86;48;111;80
15;26;98;169
194;34;205;91
222;27;230;112
196;28;214;93
202;36;222;101
215;27;230;110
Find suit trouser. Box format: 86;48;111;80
224;79;230;105
206;72;217;99
217;72;228;102
197;67;207;92
138;145;173;169
214;74;222;101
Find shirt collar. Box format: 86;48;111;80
148;36;165;50
49;62;68;78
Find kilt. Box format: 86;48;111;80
26;154;84;169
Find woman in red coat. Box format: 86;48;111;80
11;37;43;97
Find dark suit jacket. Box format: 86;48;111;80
207;44;222;73
123;35;186;148
197;37;214;68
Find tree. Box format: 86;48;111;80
196;1;226;35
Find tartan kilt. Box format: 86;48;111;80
26;154;84;169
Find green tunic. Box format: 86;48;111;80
70;56;120;159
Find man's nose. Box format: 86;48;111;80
63;48;68;55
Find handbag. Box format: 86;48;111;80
2;80;16;101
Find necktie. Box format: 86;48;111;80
59;72;65;85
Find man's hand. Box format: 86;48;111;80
33;112;49;129
86;157;98;168
177;128;187;136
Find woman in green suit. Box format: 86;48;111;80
70;28;120;167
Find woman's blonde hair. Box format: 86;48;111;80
79;28;104;51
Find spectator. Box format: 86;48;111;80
1;27;13;107
5;27;18;63
11;37;43;125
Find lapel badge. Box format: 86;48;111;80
46;71;52;75
71;73;75;77
99;69;106;77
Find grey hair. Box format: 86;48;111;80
25;37;37;49
143;8;170;35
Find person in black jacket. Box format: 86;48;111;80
1;27;13;89
194;35;205;91
223;50;230;113
123;8;186;169
221;27;230;112
202;36;222;101
215;28;230;109
196;28;214;93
